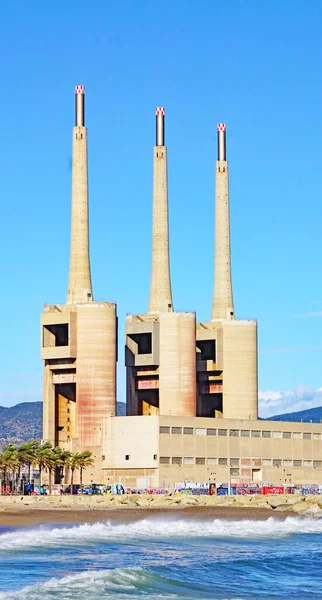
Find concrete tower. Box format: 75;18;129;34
196;123;258;420
67;85;93;304
148;108;173;314
125;108;196;418
41;86;117;482
212;124;234;321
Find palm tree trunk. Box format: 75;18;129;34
39;465;42;488
49;469;52;495
70;468;74;495
80;467;83;488
3;468;7;495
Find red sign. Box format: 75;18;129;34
261;486;284;495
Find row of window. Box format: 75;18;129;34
159;456;322;468
159;426;322;440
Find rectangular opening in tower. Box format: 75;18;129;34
129;332;152;354
198;393;223;418
196;340;216;362
43;324;69;347
54;383;76;447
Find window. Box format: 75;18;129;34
196;457;206;465
283;431;291;439
218;458;227;465
230;458;239;467
207;458;217;465
313;433;321;440
230;468;239;476
304;460;313;467
273;459;282;467
262;431;271;438
160;426;170;434
262;459;272;466
125;455;130;460
207;428;216;436
196;428;206;436
293;432;302;439
293;460;302;467
183;457;194;465
283;460;292;467
303;433;312;440
160;456;170;464
218;429;227;437
230;429;239;437
313;460;322;468
251;430;260;438
241;430;250;437
273;431;282;439
172;427;182;434
172;457;182;465
184;427;194;435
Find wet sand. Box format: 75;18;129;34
0;494;309;526
0;505;293;527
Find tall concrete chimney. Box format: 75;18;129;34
67;85;93;304
211;123;234;321
148;107;173;313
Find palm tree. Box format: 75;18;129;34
78;451;94;488
68;451;93;494
36;442;55;493
52;446;71;489
0;445;19;494
17;440;39;492
69;453;82;495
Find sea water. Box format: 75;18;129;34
0;516;321;598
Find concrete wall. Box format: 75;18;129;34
148;146;173;314
159;312;196;416
67;125;93;304
102;416;159;487
76;302;117;448
101;415;322;488
211;160;234;321
221;320;258;420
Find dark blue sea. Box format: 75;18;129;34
0;516;321;598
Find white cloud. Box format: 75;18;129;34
259;386;322;419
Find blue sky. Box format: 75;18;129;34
1;0;322;416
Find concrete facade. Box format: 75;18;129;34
40;101;320;490
41;87;117;480
197;125;258;422
125;108;196;419
101;416;322;488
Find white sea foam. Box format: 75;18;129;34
0;568;173;599
0;567;233;600
0;516;321;552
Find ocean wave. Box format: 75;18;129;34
0;567;235;599
0;517;321;552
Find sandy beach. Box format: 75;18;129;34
0;493;321;526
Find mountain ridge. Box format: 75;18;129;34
0;401;321;449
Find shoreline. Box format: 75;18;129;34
0;506;292;527
0;493;320;526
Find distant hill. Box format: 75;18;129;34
0;401;127;449
265;405;322;423
1;400;321;449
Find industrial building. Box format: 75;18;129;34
41;86;117;483
41;88;322;488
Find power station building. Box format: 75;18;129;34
41;86;117;482
41;88;322;488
